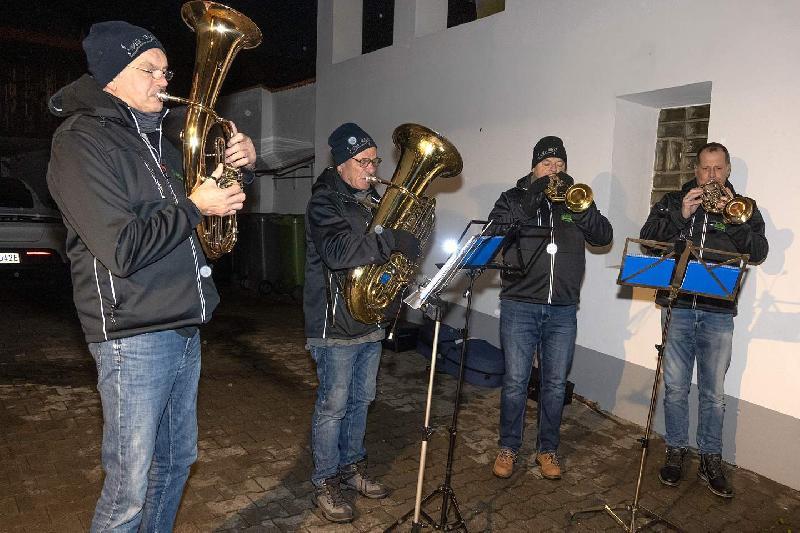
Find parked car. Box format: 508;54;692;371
0;177;68;277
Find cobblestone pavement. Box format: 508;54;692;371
1;279;799;532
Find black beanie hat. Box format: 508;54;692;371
83;21;165;87
328;123;377;166
531;136;567;168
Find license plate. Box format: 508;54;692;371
0;252;20;264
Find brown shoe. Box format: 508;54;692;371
535;452;562;479
492;448;516;478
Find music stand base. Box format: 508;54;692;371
387;485;466;532
571;502;682;532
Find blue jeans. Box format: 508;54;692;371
662;307;733;454
310;341;382;486
88;329;201;532
499;299;577;454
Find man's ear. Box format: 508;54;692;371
104;79;117;95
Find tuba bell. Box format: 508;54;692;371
344;123;463;324
157;1;262;259
700;181;753;224
544;172;593;212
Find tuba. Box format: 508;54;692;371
157;1;262;259
700;181;753;224
344;123;463;324
544;172;593;212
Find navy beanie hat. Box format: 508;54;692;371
83;21;165;87
328;123;377;166
531;136;567;168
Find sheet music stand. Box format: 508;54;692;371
387;219;548;532
570;237;748;532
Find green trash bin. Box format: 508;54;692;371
276;214;306;299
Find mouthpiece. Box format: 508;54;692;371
156;91;170;102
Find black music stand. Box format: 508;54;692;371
570;237;749;532
387;219;549;532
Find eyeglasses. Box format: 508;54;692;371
353;157;382;168
128;65;174;81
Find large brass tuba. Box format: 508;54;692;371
157;1;262;259
345;123;463;324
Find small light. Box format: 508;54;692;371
442;239;458;255
26;251;52;256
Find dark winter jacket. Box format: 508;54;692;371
640;178;768;314
303;167;404;339
488;174;613;305
46;74;219;343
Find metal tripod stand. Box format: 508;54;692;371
570;290;682;532
386;271;482;532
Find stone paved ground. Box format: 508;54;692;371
1;277;799;532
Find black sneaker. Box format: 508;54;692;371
314;476;354;523
698;453;734;498
658;446;687;487
340;461;390;499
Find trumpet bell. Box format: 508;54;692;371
724;197;754;225
564;184;593;213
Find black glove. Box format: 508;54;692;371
725;223;752;252
389;229;421;260
522;174;548;217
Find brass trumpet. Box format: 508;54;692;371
700;181;754;224
544;173;593;213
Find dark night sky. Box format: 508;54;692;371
10;0;317;95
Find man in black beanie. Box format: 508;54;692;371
303;122;419;522
487;135;612;481
46;20;256;531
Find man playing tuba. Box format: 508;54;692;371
46;21;256;531
303;123;420;523
487;135;613;481
640;142;768;498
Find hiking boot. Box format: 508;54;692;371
314;476;354;523
341;461;390;499
535;452;562;479
658;446;687;487
698;454;734;498
492;448;516;478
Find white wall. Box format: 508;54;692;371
316;0;800;487
220;84;316;214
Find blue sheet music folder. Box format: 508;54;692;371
681;261;740;298
620;255;674;289
463;235;505;268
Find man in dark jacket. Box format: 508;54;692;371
640;142;768;498
487;136;612;480
46;21;255;531
304;123;419;522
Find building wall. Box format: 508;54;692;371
220;84;316;214
315;0;800;489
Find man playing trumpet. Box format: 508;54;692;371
487;136;612;480
640;142;768;498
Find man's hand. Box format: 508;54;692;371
390;229;421;260
225;121;257;170
681;187;704;219
189;164;246;216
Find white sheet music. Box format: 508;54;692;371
404;235;482;310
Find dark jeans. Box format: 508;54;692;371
662;307;733;454
310;341;382;486
498;299;577;454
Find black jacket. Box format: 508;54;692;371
488;174;613;305
303;167;401;339
46;75;219;343
640;178;768;314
